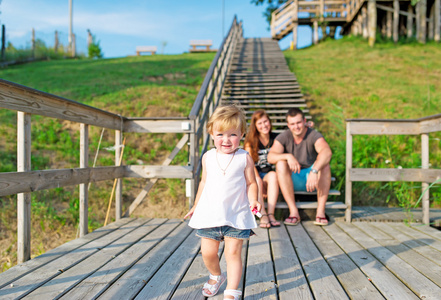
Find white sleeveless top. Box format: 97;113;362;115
188;148;257;229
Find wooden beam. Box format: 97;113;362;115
17;112;31;263
368;0;377;47
124;165;192;179
124;119;193;133
115;131;122;221
349;168;441;182
407;4;414;38
0;79;123;130
435;0;440;42
348;121;420;135
345;122;353;223
421;134;430;225
0;166;125;196
393;0;399;43
79;124;88;237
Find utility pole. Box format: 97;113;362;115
68;0;74;56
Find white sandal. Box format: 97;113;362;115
224;289;242;300
202;273;226;297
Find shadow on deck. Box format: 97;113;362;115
1;209;441;299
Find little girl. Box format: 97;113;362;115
184;104;260;300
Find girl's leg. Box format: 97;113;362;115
223;237;244;295
201;237;221;282
264;171;280;226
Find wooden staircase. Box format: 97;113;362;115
221;37;309;133
221;37;343;209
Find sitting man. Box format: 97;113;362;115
267;108;332;226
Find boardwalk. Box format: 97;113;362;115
1;212;441;299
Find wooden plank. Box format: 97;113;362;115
243;227;277;298
124;165;192;179
272;201;346;210
324;223;419;299
348;121;420;135
286;224;348;299
0;166;125;196
133;232;201;299
223;93;304;100
97;222;193;299
24;218;159;299
0;79;122;130
303;222;384;299
123;119;194;133
394;223;441;253
269;226;313;299
0;218;134;289
350;168;441;182
337;222;441;298
0;218;149;299
369;222;441;272
60;219;179;300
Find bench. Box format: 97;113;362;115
189;40;216;52
136;46;157;56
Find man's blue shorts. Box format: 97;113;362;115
291;165;313;192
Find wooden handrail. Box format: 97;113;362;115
345;113;441;225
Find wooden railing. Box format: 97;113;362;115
345;114;441;224
0;16;242;264
188;16;243;201
271;0;347;38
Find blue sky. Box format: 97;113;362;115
1;0;316;58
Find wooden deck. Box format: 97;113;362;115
1;210;441;299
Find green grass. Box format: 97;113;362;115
284;36;441;207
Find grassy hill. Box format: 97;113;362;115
284;36;441;209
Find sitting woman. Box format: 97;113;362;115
244;110;281;228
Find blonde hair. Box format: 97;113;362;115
207;104;247;135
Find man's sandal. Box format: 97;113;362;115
202;273;226;297
224;289;242;300
314;216;329;226
284;216;300;226
259;214;271;228
268;213;280;227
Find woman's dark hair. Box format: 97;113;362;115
244;110;272;163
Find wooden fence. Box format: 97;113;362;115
345;114;441;224
0;16;242;264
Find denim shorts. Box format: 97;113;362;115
196;226;254;242
258;172;267;179
291;165;313;192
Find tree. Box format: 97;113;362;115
251;0;288;26
88;34;103;59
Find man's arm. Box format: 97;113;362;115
306;137;332;192
267;140;301;173
311;137;332;171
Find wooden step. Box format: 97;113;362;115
271;200;346;210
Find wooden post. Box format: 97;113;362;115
393;0;399;43
71;33;76;57
435;0;440;42
368;0;377;47
362;6;369;38
292;0;298;50
79;124;88;237
54;30;59;52
429;4;435;40
17;112;31;263
189;130;196;208
31;28;35;59
387;11;393;38
313;20;319;44
115;130;122;220
421;133;430;225
417;0;427;43
345;122;352;223
407;4;414;39
1;25;5;61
